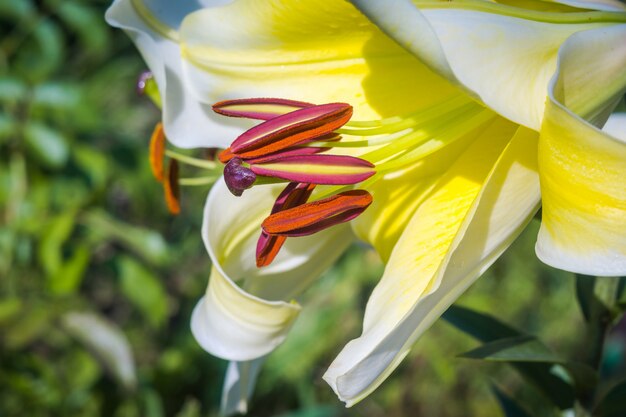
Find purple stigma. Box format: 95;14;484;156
224;157;257;196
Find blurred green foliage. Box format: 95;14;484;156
1;1;625;417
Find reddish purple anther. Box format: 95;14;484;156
213;98;314;120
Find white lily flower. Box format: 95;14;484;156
107;0;626;411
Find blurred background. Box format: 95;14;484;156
1;1;624;416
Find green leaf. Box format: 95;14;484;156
616;277;626;310
23;122;70;169
0;0;35;20
49;244;90;295
273;405;340;417
14;20;65;81
442;305;521;342
0;113;19;143
0;298;22;326
82;209;169;266
4;305;52;349
38;212;76;277
32;82;82;111
0;77;28;105
492;385;536;417
460;335;598;397
118;256;169;328
444;305;576;410
142;389;164;417
174;398;201;417
61;311;137;391
576;274;595;321
595;379;626;417
460;335;562;363
55;1;109;57
72;144;109;189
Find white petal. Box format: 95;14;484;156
105;0;244;148
221;358;265;416
190;277;300;362
546;25;626;126
324;126;541;405
603;112;626;140
192;179;353;408
417;10;605;130
351;0;619;130
178;0;460;121
536;27;626;276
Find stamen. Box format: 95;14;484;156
250;154;375;185
213;98;314;120
149;122;165;181
256;182;315;267
262;190;372;237
220;133;339;164
229;103;352;159
223;157;256;197
163;159;181;215
245;145;324;164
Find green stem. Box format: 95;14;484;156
585;277;620;369
576;276;622;416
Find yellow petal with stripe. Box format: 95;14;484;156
352;0;624;129
351;111;496;261
325;123;541;405
178;0;461;122
535;24;626;276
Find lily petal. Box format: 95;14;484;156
351;0;621;130
106;0;245;148
351;113;492;261
536;26;626;276
193;179;354;358
178;0;461;122
192;179;353;410
324;123;541;405
221;358;265;415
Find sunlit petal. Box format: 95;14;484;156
325;124;541;405
536;25;626;276
105;0;245;148
351;0;621;129
192;179;353;410
178;0;460;123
